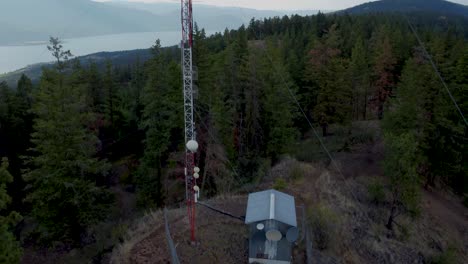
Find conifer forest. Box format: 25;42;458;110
0;11;467;263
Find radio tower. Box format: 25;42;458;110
181;0;199;242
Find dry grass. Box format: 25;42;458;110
111;134;468;264
110;210;165;264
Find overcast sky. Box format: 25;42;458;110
96;0;468;10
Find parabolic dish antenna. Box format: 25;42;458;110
186;140;199;152
286;227;299;242
266;229;282;242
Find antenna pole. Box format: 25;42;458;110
181;0;197;242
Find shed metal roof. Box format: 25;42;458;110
245;189;297;227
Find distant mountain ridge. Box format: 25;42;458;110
107;1;321;35
343;0;468;17
0;0;320;45
0;48;155;87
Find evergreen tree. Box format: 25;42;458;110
350;37;370;120
23;39;112;244
259;42;298;160
85;62;105;114
383;133;420;230
372;32;396;120
102;61;119;127
306;24;352;136
0;158;22;264
137;40;181;207
0;82;12;125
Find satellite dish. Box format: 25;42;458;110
186;140;199;152
256;223;265;230
193;185;200;192
194;167;200;173
265;229;282;242
286;227;299;243
193;173;200;179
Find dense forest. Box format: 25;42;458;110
0;11;467;263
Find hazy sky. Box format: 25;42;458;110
96;0;468;10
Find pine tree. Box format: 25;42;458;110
137;40;181;207
0;158;22;264
306;24;352;136
102;61;119;127
452;46;468;193
383;133;420;230
23;39;112;244
350;38;370;120
85;62;105;113
0;82;12;125
372;33;396;120
259;42;298;160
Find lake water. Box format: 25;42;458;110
0;31;195;74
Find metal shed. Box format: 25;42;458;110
245;190;298;264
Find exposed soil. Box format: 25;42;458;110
129;197;248;264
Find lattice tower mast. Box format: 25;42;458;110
181;0;198;242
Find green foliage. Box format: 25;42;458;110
430;247;457;264
293;125;349;162
289;163;304;181
273;178;287;191
260;41;298;159
308;204;338;250
384;51;466;194
0;158;22;264
383;132;421;228
23;39;112;244
47;37;73;71
0;10;467;257
350;37;371;120
136;40;182;207
368;179;386;204
371;28;397;120
306;24;352;136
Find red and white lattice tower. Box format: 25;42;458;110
181;0;198;242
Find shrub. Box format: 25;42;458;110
431;247;456;264
308;204;338;250
289;164;304;181
368;180;386;204
273;178;287;191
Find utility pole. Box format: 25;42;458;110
181;0;199;242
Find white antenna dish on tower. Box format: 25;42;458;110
193;173;200;179
186;140;199;152
193;185;200;192
194;167;200;173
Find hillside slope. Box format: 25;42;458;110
111;122;468;264
343;0;468;16
0;48;155;87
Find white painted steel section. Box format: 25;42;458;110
269;193;275;220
